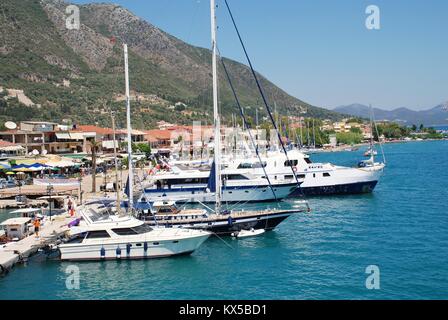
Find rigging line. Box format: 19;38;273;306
212;231;235;249
217;48;278;202
223;0;300;188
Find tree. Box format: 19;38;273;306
419;124;424;131
136;143;151;158
88;139;102;193
349;127;362;134
411;124;417;131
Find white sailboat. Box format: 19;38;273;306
58;44;210;261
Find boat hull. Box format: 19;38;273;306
142;210;296;236
291;180;378;196
59;234;209;261
142;183;298;203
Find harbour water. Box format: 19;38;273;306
1;140;447;299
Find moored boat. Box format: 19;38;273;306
59;200;210;261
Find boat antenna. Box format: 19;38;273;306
210;0;222;214
123;43;134;212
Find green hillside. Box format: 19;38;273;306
0;0;343;130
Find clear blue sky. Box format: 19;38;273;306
72;0;448;110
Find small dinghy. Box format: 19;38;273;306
233;228;265;238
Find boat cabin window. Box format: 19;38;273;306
252;161;267;168
156;178;208;186
157;207;176;214
131;224;153;234
237;162;252;169
112;224;153;235
223;174;249;180
285;175;294;179
284;160;298;167
304;158;312;164
112;228;137;235
297;174;306;179
237;162;266;169
86;230;111;239
323;172;331;177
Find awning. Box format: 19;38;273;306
56;132;85;140
0;145;25;152
102;140;119;149
55;132;71;140
69;132;85;140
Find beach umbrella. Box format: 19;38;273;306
5;171;15;175
0;163;11;170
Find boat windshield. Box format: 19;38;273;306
112;224;153;235
87;208;112;222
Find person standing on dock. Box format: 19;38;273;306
33;218;41;238
67;197;73;212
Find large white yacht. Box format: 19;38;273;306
224;149;385;196
58;200;211;261
139;164;299;203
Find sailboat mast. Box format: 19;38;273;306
124;44;134;210
210;0;221;213
369;104;375;162
111;111;121;214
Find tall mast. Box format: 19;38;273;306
369;104;375;162
111;111;121;214
123;44;134;210
210;0;221;213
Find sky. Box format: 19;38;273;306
72;0;448;111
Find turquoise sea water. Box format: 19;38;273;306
1;140;447;299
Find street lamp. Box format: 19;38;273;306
46;183;54;221
78;176;83;205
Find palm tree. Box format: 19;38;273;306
89;139;102;193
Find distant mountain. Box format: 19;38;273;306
333;103;448;126
0;0;343;129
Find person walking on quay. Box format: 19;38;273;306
33;218;41;238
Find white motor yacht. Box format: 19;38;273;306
58;200;210;261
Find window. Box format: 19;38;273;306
112;228;137;236
284;160;298;167
252;161;267;168
237;162;266;169
285;175;294;179
223;174;249;180
304;158;312;164
297;174;306;179
132;224;153;234
112;224;153;235
237;162;253;169
323;172;331;177
313;173;316;178
86;230;111;239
